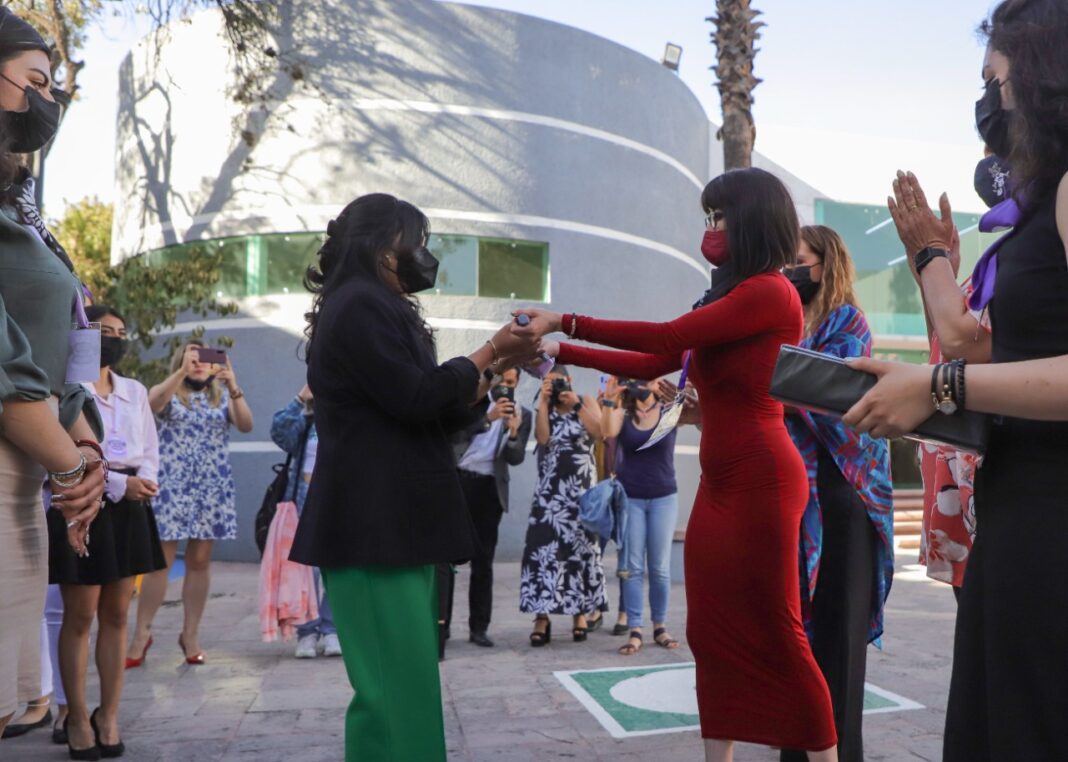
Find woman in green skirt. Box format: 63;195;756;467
290;193;536;761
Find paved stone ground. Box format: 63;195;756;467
4;559;957;762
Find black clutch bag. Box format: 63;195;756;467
769;345;991;453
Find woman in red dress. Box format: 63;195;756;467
517;168;837;762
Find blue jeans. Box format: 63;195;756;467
297;567;337;638
622;494;679;628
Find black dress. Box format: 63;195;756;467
943;193;1068;761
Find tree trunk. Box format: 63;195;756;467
708;0;764;171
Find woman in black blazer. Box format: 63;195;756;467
290;193;535;762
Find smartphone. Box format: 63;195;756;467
599;375;608;394
196;347;227;365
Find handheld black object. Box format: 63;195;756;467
768;345;990;453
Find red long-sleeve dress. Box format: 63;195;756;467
559;272;837;750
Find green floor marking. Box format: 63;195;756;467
555;663;924;738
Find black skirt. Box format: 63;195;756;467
48;492;168;586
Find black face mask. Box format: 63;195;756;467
786;266;820;305
973;154;1012;209
1;74;63;153
975;78;1012;159
395;246;440;294
99;336;128;368
184;377;210;392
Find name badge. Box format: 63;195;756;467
106;437;128;460
66;323;101;384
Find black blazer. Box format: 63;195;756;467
451;406;533;510
290;278;481;568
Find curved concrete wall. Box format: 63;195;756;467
113;0;792;562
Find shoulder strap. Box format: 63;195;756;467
289;417;314;502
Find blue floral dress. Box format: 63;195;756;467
154;390;237;541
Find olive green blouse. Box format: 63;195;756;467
0;205;99;432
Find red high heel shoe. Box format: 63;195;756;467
178;634;206;665
125;636;153;669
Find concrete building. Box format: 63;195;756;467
113;0;826;563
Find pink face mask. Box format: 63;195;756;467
701;229;729;267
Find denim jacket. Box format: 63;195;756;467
269;398;316;513
579;478;629;574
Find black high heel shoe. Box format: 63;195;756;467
529;617;552;647
64;716;101;761
90;708;125;758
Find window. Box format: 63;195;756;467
144;232;550;301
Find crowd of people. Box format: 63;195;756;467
2;0;1067;761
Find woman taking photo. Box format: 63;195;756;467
600;377;680;657
0;7;106;747
780;226;893;762
49;305;166;759
128;343;253;667
845;2;1068;758
519;168;837;762
519;367;605;645
289;193;535;761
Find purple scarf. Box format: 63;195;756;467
967;198;1024;313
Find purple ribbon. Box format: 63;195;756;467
677;352;691;392
72;291;91;329
967;198;1023;313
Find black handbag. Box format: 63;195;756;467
769;345;991;453
254;418;313;556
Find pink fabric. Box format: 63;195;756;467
259;501;319;642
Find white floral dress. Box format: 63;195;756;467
154;390;237;541
519;407;607;615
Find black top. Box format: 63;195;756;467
989;192;1068;452
290;277;481;568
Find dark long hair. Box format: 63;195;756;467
981;0;1068;205
303;193;432;352
700;168;799;298
0;53;26;192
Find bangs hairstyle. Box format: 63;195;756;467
303;193;432;353
701;168;800;289
981;0;1068;205
169;340;224;409
799;225;858;336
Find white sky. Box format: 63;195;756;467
43;0;997;217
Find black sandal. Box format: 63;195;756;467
612;622;629;636
587;612;604;633
618;630;643;656
653;627;680;649
529;617;552;647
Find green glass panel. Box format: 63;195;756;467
477;239;548;300
429;234;478;296
266;233;322;294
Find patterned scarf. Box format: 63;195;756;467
10;172;75;273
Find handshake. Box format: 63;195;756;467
484;308;567;374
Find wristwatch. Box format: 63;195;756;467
914;246;949;275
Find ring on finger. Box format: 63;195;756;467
67;519;79;528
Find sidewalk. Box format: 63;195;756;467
4;560;957;762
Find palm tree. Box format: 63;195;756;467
708;0;764;170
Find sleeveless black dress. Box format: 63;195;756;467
943;193;1068;761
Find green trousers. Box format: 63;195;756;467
322;565;445;762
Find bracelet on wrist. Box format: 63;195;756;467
485;338;500;371
50;453;87;489
601;400;617;409
229;387;244;400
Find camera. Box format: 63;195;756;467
551;378;571;395
491;385;515;403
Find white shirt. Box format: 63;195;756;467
457;419;503;477
303;435;318;477
85;372;161;503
